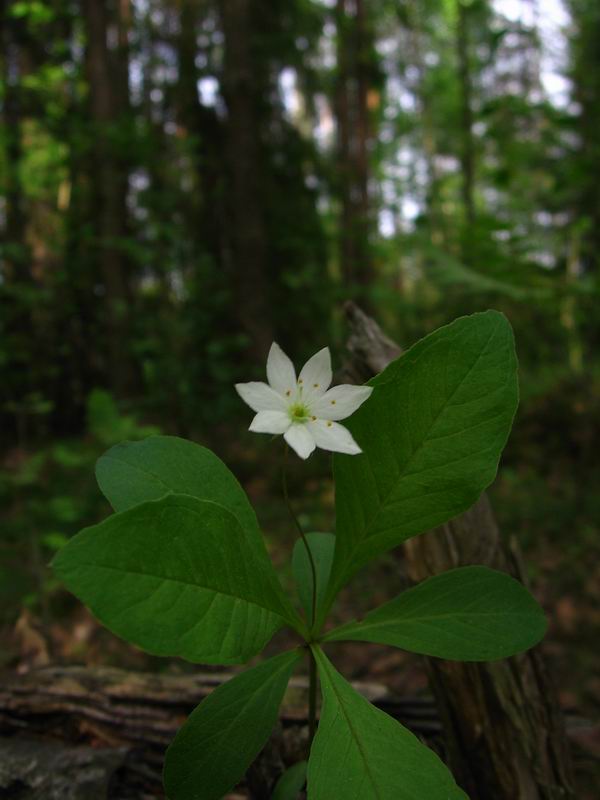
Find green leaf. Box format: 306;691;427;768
308;648;468;800
52;494;297;664
96;434;257;530
164;649;302;800
325;311;518;619
41;532;69;551
292;533;335;624
272;761;308;800
308;647;466;800
323;566;547;660
95;436;298;625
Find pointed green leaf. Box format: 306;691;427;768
324;566;547;660
95;436;302;632
272;761;308;800
164;649;302;800
53;494;298;664
96;435;264;557
292;533;335;623
308;648;468;800
325;312;518;617
96;435;255;523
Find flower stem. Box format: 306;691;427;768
308;647;318;747
281;443;319;756
281;443;318;630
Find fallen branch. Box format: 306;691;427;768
0;664;441;798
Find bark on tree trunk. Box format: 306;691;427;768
1;6;29;287
0;3;42;446
335;0;375;293
177;0;227;271
83;0;133;394
220;0;273;362
405;0;448;250
342;301;575;800
456;0;476;257
571;1;600;277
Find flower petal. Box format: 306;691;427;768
284;424;316;460
249;410;291;434
298;347;332;402
312;384;373;421
235;382;286;413
266;342;297;396
309;420;362;455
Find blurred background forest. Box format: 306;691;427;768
1;0;599;783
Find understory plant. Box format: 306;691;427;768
53;311;547;800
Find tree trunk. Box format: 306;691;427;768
335;0;376;293
569;0;600;352
83;0;133;394
456;0;476;255
1;4;29;287
342;301;575;800
0;2;38;447
219;0;273;361
405;0;448;249
570;0;600;274
176;0;226;268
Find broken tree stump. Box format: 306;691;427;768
342;300;575;800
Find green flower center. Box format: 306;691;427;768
289;403;310;423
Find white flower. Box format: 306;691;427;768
235;342;373;459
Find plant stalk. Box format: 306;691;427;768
308;647;318;748
281;442;319;755
281;443;318;630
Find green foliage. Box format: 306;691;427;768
308;647;468;800
96;435;263;553
163;649;302;800
0;389;158;624
49;314;549;799
272;761;308;800
87;390;159;446
9;0;54;25
325;311;518;618
52;493;297;663
324;566;547;660
292;532;335;622
2;0;596;788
